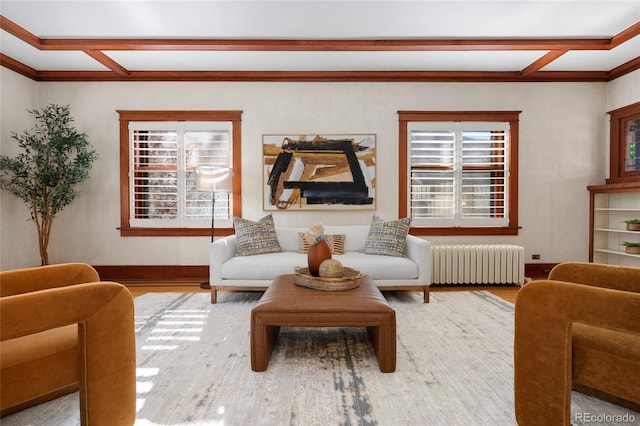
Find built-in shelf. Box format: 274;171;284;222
594;228;640;234
588;182;640;268
593;248;640;258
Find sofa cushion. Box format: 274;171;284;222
298;232;345;254
572;322;640;404
233;214;281;256
221;252;418;281
222;252;307;280
363;216;411;257
324;225;370;251
1;325;77;370
277;226;370;252
337;253;418;280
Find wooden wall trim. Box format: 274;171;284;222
398;110;521;235
525;263;558;279
94;263;558;283
117;109;243;237
94;265;208;282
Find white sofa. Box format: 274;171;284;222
209;225;432;303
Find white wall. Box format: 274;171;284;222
0;70;39;268
4;68;633;270
607;69;640;111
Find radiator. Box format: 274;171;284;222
432;244;525;285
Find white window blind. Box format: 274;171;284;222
129;121;232;228
409;122;509;227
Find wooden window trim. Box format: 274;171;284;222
118;110;242;237
607;101;640;184
398;110;520;236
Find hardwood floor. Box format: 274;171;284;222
125;282;521;303
125;282;209;298
431;284;521;303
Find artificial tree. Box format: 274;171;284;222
0;104;98;265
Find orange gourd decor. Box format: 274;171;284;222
308;238;332;276
307;224;332;276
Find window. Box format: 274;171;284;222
608;101;640;184
118;111;242;236
398;111;520;236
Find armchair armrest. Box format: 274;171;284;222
514;281;640;425
549;262;640;293
405;235;432;285
209;235;238;286
1;282;136;425
0;263;100;297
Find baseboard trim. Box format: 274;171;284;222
93;265;208;283
93;263;558;284
525;263;558;279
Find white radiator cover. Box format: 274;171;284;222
432;244;525;285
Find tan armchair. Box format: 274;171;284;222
514;262;640;425
1;263;136;425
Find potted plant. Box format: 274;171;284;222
0;104;98;265
625;219;640;231
621;241;640;254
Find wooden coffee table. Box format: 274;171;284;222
250;274;396;372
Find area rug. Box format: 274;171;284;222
3;291;638;426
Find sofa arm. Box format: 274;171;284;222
0;263;100;297
209;235;238;286
405;235;431;285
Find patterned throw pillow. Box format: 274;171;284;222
363;215;412;257
298;233;346;255
233;214;282;256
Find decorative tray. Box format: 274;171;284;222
293;267;363;291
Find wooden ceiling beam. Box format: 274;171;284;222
1;15;637;82
521;50;569;75
0;53;37;80
82;50;129;75
0;15;40;48
609;21;640;48
32;69;611;83
0;16;622;52
36;37;612;52
608;56;640;80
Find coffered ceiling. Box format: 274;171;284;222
1;0;639;82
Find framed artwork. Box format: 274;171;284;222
263;134;376;210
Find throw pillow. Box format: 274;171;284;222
363;215;412;257
298;232;346;255
233;214;282;256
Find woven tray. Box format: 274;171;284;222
293;267;363;291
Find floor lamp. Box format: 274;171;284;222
196;166;233;290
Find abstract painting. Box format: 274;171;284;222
263;134;376;210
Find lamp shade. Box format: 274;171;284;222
195;166;233;192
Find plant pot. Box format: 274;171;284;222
626;223;640;231
625;246;640;254
307;238;332;277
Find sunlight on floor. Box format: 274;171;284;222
135;308;214;425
